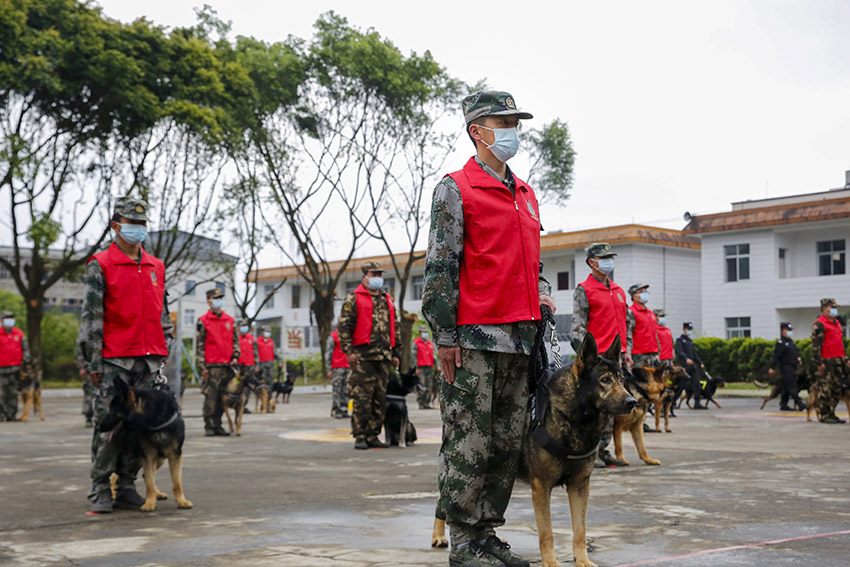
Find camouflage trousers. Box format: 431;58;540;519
438;349;528;545
633;352;660;368
82;379;95;418
814;358;848;420
259;361;275;386
416;366;435;408
658;359;674;371
331;368;350;416
203;366;232;432
0;369;20;421
90;359;156;498
599;352;629;451
347;359;391;440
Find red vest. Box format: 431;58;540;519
353;284;396;347
331;329;349;368
91;243;168;359
817;315;846;359
257;336;275;363
450;157;542;325
629;304;659;355
200;310;235;364
414;336;435;367
582;274;628;353
0;327;24;367
657;324;674;360
238;333;256;365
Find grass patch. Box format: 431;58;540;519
723;382;760;390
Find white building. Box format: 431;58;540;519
250;224;702;356
684;175;850;340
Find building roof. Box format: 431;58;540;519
249;224;699;282
683;196;850;235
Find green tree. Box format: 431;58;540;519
525;118;577;206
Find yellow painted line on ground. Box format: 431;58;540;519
280;427;442;444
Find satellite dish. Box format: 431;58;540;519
683;212;693;222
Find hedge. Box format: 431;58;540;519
693;336;850;382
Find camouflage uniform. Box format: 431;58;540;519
338;272;399;442
74;342;94;426
196;311;240;432
422;154;550;546
325;333;350;418
0;315;30;421
412;336;438;408
75;200;175;499
257;327;279;387
811;314;848;422
627;309;660;369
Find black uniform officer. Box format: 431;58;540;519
769;323;806;411
675;322;707;409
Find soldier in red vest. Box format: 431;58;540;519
571;242;630;468
422;90;554;567
76;198;174;513
257;325;279;389
412;327;437;409
236;319;260;411
1;310;30;421
627;283;660;368
196;288;240;436
325;328;350;418
811;298;849;424
338;261;400;449
653;309;675;369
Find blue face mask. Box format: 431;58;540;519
639;292;649;304
367;276;384;291
830;307;838;318
211;298;224;309
658;317;666;326
786;330;794;338
596;258;614;275
118;223;147;245
476;125;520;162
239;326;249;334
685;329;693;337
2;318;14;328
264;331;271;338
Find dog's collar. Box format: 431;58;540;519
386;394;408;401
148;410;180;431
624;372;651;403
530;370;600;461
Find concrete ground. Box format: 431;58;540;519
1;388;849;567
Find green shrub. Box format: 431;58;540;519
285;353;326;385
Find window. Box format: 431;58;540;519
0;264;10;279
304;326;320;348
290;285;299;309
554;314;572;342
725;244;750;282
214;282;226;293
725;317;751;339
817;240;846;276
383;277;395;298
412;275;424;300
185;280;196;296
778;248;787;279
183;308;195;326
557;271;570;291
262;284;275;309
345;281;359;293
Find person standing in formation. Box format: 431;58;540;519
412;327;437;409
196;288;240;436
654;309;674;370
0;311;30;422
811;298;848;424
325;327;350;419
627;283;660;369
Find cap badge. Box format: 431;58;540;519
505;96;516;109
135;204;144;213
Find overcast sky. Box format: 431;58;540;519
96;0;850;263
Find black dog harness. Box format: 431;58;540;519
528;306;600;461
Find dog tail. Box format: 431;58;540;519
752;379;770;389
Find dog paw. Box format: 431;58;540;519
156;491;168;500
644;459;661;466
141;501;157;512
576;559;597;567
665;428;672;433
431;536;448;548
177;499;193;509
542;559;562;567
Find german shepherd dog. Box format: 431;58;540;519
222;368;257;436
432;334;636;567
18;365;44;422
755;371;811;411
98;379;192;512
613;366;665;466
384;368;419;447
652;365;688;432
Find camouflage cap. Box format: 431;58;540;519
585;242;617;258
238;319;249;327
361;261;384;274
462;90;533;124
114;197;150;222
260;325;271;332
780;322;793;331
628;283;649;296
821;298;838;308
653;309;667;317
1;310;14;319
206;288;225;299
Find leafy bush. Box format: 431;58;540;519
41;312;81;382
285;353;326;385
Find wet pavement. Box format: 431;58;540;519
1;389;849;567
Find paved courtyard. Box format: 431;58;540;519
1;388;849;567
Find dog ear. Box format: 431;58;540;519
602;335;622;361
575;333;600;374
113;377;129;399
